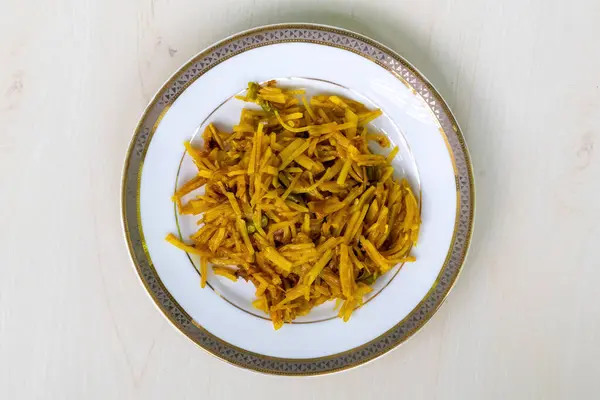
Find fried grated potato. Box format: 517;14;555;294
167;80;421;329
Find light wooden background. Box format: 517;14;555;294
2;0;600;398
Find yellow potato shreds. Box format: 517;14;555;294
166;81;421;329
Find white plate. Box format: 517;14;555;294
122;23;474;375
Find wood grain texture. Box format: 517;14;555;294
1;0;599;398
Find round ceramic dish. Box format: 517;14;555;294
121;23;474;375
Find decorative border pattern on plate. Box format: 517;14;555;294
122;24;474;375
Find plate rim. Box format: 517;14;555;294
121;22;475;376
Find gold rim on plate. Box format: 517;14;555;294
121;23;475;376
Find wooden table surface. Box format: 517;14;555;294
2;0;599;398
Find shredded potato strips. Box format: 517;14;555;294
166;81;420;329
213;266;238;282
